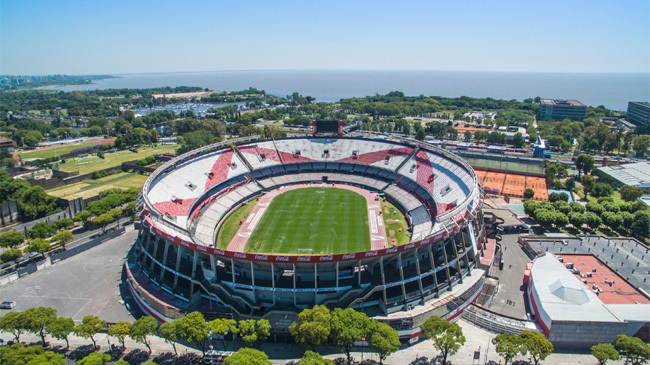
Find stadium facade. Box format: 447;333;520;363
128;136;487;340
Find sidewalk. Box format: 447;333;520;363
0;319;615;365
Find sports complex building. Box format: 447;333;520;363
523;238;650;349
127;134;488;341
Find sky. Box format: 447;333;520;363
1;0;649;75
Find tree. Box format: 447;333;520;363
630;210;650;240
24;238;50;259
297;351;333;365
28;222;57;239
615;335;650;365
51;230;73;250
46;317;75;349
535;210;556;230
415;128;427;141
368;321;400;365
16;186;59;221
74;315;107;348
513;132;525;147
585;212;602;231
420;316;466;365
602;212;623;231
237;319;271;348
464;130;472;141
519;330;553;365
24;306;57;346
553;212;569;229
586;201;605;215
575;154;595;176
108;321;132;350
224;348;271;365
290;305;332;351
524;188;535;200
77;352;111;365
633;135;650;157
569;201;585;214
330;308;373;364
208;318;239;351
581;175;595;193
0;343;64;365
492;333;524;365
0;231;25;248
568;212;586;230
553;201;571;215
56;217;74;230
94;213;114;233
176;130;215;154
593;182;614;198
0;311;28;343
158;320;180;355
130;316;158;353
549;192;569;203
591;343;620;365
2;248;23;262
564;177;575;191
620;185;644;202
109;208;122;220
177;311;209;355
74;210;92;230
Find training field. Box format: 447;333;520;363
245;187;371;255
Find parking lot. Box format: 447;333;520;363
0;226;141;322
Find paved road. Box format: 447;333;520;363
487;234;530;320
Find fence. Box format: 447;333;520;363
0;227;126;287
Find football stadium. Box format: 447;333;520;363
127;133;486;341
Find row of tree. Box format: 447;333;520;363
591;336;650;365
523;198;650;238
7;306;648;365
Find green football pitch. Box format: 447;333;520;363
245;187;371;255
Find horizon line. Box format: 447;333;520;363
3;68;649;77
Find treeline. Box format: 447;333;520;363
0;74;115;90
0;87;283;118
339;92;537;124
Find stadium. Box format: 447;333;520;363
127;131;487;341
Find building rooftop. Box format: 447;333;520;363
530;253;620;322
557;254;650;305
598;161;650;187
540;99;586;107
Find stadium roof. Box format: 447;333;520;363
598;162;650;187
530;253;621;323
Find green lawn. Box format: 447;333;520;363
217;200;258;250
381;200;411;246
47;172;148;199
245;188;370;255
17;140;114;160
55;144;177;174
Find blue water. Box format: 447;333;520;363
57;70;650;110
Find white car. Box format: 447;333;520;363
0;301;16;309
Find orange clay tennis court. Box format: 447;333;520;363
558;254;650;305
475;169;548;201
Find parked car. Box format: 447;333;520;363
0;301;16;309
